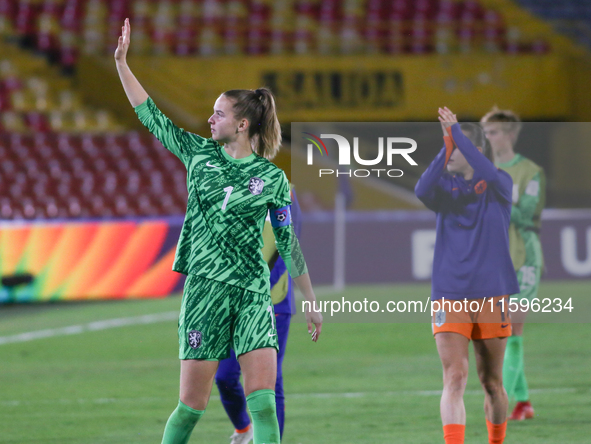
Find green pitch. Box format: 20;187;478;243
0;282;590;443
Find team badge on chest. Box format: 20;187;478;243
248;177;265;195
474;180;487;195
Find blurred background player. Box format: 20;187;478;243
415;107;519;444
481;108;546;421
215;186;302;444
114;19;322;444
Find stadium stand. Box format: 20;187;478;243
0;41;121;133
515;0;591;50
0;0;547;72
2;1;590;221
0;131;188;219
0;36;187;220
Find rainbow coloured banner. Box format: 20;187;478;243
0;218;185;303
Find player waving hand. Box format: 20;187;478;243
115;19;322;444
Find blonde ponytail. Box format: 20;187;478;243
223;87;282;160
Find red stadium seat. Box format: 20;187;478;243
16;1;39;43
0;200;14;219
1;0;544;65
24;111;51;132
43;198;61;218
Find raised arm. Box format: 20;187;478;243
114;19;201;165
114;19;148;108
415;119;458;211
447;124;498;182
415;143;450;211
447;124;512;203
439;107;512;202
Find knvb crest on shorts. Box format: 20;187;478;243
248;177;264;195
435;310;446;327
188;330;202;349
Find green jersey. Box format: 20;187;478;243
496;153;545;271
135;97;307;294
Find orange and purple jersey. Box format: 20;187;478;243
415;124;519;301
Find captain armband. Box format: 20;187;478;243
270;205;291;228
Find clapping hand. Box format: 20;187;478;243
438;107;458;133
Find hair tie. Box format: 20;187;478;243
255;89;263;100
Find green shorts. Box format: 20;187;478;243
512;264;542;302
178;274;278;360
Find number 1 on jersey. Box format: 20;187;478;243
221;186;234;211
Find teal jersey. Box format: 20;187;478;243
496;153;545;270
135;97;307;294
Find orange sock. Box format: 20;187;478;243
486;419;507;444
443;424;465;444
235;424;251;434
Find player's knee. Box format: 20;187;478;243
215;376;241;392
481;377;504;397
179;390;209;411
444;368;468;393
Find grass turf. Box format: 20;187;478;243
0;281;590;443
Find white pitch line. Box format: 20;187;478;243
0;387;585;408
0;311;179;346
1;314;587;404
1;290;343;348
